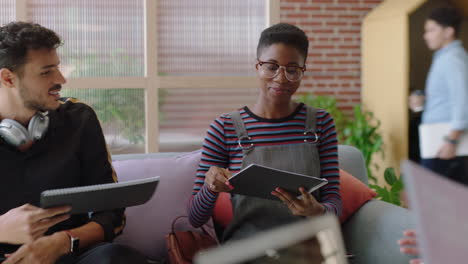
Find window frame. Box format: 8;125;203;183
13;0;280;153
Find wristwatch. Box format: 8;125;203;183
444;135;458;145
64;230;80;254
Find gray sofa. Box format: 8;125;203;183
112;145;414;264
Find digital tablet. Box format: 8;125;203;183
195;214;348;264
228;164;327;200
40;176;159;214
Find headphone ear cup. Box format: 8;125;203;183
0;119;32;146
28;113;49;141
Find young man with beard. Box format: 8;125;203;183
403;7;468;264
0;22;146;264
413;7;468;184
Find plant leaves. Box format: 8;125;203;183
391;180;404;193
384;167;397;185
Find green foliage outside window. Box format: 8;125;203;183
62;89;146;144
60;48;168;146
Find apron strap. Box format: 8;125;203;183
228;110;253;150
228;111;248;139
305;106;317;133
305;106;319;143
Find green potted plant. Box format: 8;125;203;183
298;94;383;183
370;168;405;206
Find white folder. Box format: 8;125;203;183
419;123;468;159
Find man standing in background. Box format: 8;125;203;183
411;6;468;185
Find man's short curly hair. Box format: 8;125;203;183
0;22;62;75
256;23;309;63
428;7;463;37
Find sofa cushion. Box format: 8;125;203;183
213;192;233;229
339;169;377;223
112;150;215;260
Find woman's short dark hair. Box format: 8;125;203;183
0;22;62;75
257;23;309;63
428;7;463;37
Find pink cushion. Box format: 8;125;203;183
339;169;377;223
112;150;215;260
213;192;233;229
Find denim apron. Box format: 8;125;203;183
222;106;321;241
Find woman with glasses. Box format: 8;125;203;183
188;23;341;242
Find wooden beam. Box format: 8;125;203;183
266;0;280;26
15;0;27;21
158;76;257;89
144;0;159;153
64;77;146;89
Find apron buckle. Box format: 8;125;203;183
303;131;319;143
238;136;254;150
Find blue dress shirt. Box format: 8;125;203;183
422;40;468;131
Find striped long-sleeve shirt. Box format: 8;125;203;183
188;103;341;227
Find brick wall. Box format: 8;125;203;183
280;0;383;111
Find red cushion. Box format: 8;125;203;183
213;192;233;229
212;169;376;227
339;169;376;223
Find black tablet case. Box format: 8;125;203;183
40;176;159;214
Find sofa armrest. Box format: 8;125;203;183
341;200;415;264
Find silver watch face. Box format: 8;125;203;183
70;236;80;253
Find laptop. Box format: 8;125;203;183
194;214;348;264
401;160;468;264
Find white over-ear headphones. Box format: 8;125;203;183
0;111;49;147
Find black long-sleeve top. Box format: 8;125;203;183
0;98;125;255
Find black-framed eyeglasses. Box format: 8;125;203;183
256;60;306;82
